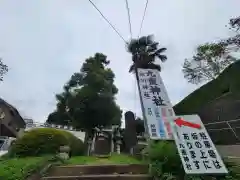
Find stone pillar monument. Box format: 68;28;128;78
123;111;137;153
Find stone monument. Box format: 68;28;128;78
123;111;137;153
93;128;111;156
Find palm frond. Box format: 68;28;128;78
146;35;154;44
127;39;138;53
138;36;148;46
157;54;167;62
147;42;159;52
129;64;135;73
127;35;167;73
146;63;161;71
155;47;167;54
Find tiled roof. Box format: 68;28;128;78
0;97;25;124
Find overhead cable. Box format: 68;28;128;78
138;0;149;38
88;0;127;44
125;0;133;39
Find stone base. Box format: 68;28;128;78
58;152;69;160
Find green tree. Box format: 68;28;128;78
46;85;74;126
46;111;70;126
47;53;122;132
127;35;167;73
0;58;8;81
183;16;240;84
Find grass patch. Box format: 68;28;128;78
66;156;98;165
0;156;50;180
67;154;144;165
108;154;143;164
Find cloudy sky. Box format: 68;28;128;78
0;0;239;123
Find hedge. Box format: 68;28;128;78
60;130;85;156
9;128;84;157
148;141;240;180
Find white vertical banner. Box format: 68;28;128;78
137;68;175;140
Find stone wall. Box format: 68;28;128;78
199;93;240;124
198;93;240;145
217;145;240;157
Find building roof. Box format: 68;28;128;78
173;60;240;114
0;97;25;125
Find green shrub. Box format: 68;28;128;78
147;141;183;178
61;130;84;156
0;155;65;180
148;141;240;180
9;128;84;157
0;156;49;180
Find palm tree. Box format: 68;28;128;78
127;35;167;137
127;35;167;73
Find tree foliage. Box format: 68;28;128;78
46;53;122;131
183;16;240;84
127;35;167;72
0;58;8;81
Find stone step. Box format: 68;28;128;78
42;174;151;180
47;164;149;176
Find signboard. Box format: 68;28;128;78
137;68;175;140
171;114;228;174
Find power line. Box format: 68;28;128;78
125;0;132;39
88;0;127;44
138;0;149;38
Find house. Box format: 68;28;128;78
0;98;26;137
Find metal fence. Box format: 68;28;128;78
25;122;84;132
204;119;240;145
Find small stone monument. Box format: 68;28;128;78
94;128;111;156
59;145;70;160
